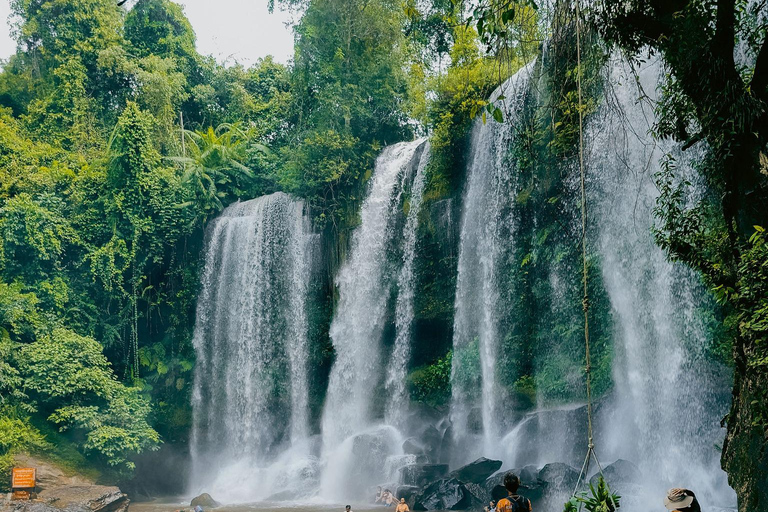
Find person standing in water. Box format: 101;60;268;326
345;505;353;512
664;489;701;512
495;472;532;512
395;498;409;512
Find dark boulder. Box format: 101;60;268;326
589;459;643;501
482;471;506;501
420;426;442;462
538;463;579;492
399;464;449;487
519;465;539;486
191;493;220;508
537;463;580;512
396;485;421;509
413;478;482;511
589;459;641;488
450;458;503;484
464;482;490;504
403;438;425;456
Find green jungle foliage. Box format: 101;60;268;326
0;0;763;505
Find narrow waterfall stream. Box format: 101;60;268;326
450;62;536;460
189;192;319;502
386;144;431;426
320;138;428;500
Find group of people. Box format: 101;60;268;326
363;471;703;512
371;488;410;512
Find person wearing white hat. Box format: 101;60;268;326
664;488;701;512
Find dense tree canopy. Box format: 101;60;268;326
0;0;765;508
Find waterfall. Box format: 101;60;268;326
385;143;431;426
189;192;318;501
587;57;734;507
451;54;734;510
451;61;536;460
320;138;426;499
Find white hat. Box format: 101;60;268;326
664;488;695;510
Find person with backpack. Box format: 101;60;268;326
494;472;532;512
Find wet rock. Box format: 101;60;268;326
413;478;482;511
438;426;453;465
538;463;579;491
519;465;539;486
403;438;425;456
420;426;442;462
190;493;220;508
537;463;580;512
450;458;503;484
467;408;483;434
396;485;421;508
344;428;402;495
29;485;130;512
483;471;506;501
399;464;449;487
265;490;295;502
464;482;490;504
589;459;641;488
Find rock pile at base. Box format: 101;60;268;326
384;456;644;511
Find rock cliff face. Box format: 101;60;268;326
722;370;768;512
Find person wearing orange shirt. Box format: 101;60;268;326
494;472;532;512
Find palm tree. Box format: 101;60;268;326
170;123;267;223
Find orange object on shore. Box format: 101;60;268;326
11;467;36;500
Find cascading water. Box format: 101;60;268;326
385;144;431;426
588;56;734;508
184;52;736;512
450;62;536;461
189;192;319;502
320;139;427;500
451;54;735;511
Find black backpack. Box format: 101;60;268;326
506;495;531;512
